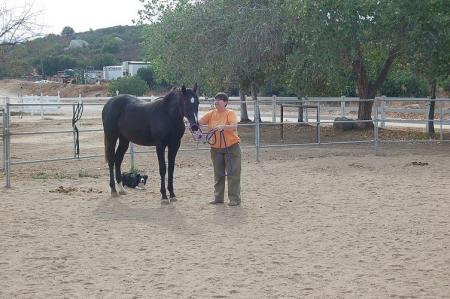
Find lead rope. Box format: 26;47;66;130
186;122;233;177
72;101;83;158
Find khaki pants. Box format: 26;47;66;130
210;143;241;203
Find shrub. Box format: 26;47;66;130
137;67;156;89
108;75;149;96
381;71;429;97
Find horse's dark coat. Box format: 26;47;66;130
102;85;199;200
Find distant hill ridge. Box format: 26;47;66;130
0;25;145;79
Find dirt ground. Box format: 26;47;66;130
0;79;110;98
1;112;449;298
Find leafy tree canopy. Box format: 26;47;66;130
61;26;75;36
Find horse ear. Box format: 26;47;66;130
181;85;187;94
193;83;198;93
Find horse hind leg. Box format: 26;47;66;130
114;136;130;195
105;133;119;197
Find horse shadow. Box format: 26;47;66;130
93;196;248;232
93;197;194;232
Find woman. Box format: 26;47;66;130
199;92;241;206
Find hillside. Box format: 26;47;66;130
0;25;145;79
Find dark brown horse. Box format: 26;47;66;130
102;84;199;203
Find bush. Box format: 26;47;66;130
108;76;149;96
381;71;429;97
137;67;155;89
441;75;450;93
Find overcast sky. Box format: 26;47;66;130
16;0;144;35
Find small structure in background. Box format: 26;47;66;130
102;61;151;81
103;66;122;81
121;61;151;77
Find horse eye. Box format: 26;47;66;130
190;97;195;104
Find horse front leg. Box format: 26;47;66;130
108;160;117;197
156;144;169;203
167;141;181;200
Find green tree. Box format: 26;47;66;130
137;67;156;89
89;53;118;70
108;76;149;96
380;69;428;97
61;26;75;36
102;40;120;54
33;55;79;76
141;0;286;122
284;0;444;121
406;0;450;135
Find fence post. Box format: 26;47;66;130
304;98;309;123
374;98;379;156
317;103;321;144
40;92;44;119
130;143;136;171
5;99;11;187
72;104;76;158
340;96;345;117
272;95;276;123
439;101;444;142
425;97;430;133
255;98;260;162
1;98;4;172
380;96;386;128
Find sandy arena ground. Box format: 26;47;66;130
0;113;450;298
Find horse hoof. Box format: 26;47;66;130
111;191;119;198
161;199;170;205
119;190;126;195
170;197;177;202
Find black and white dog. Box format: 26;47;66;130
121;172;148;188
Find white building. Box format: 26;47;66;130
122;61;151;76
103;66;123;81
102;61;151;81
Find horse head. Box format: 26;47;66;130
181;83;200;131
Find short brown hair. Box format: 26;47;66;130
214;92;229;102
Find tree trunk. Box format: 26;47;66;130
250;82;261;122
239;85;250;122
354;59;373;121
354;46;398;122
355;72;374;127
297;97;303;122
428;81;437;136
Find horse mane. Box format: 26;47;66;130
163;88;184;118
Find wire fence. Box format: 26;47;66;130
1;95;449;187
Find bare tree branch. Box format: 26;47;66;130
1;1;43;46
